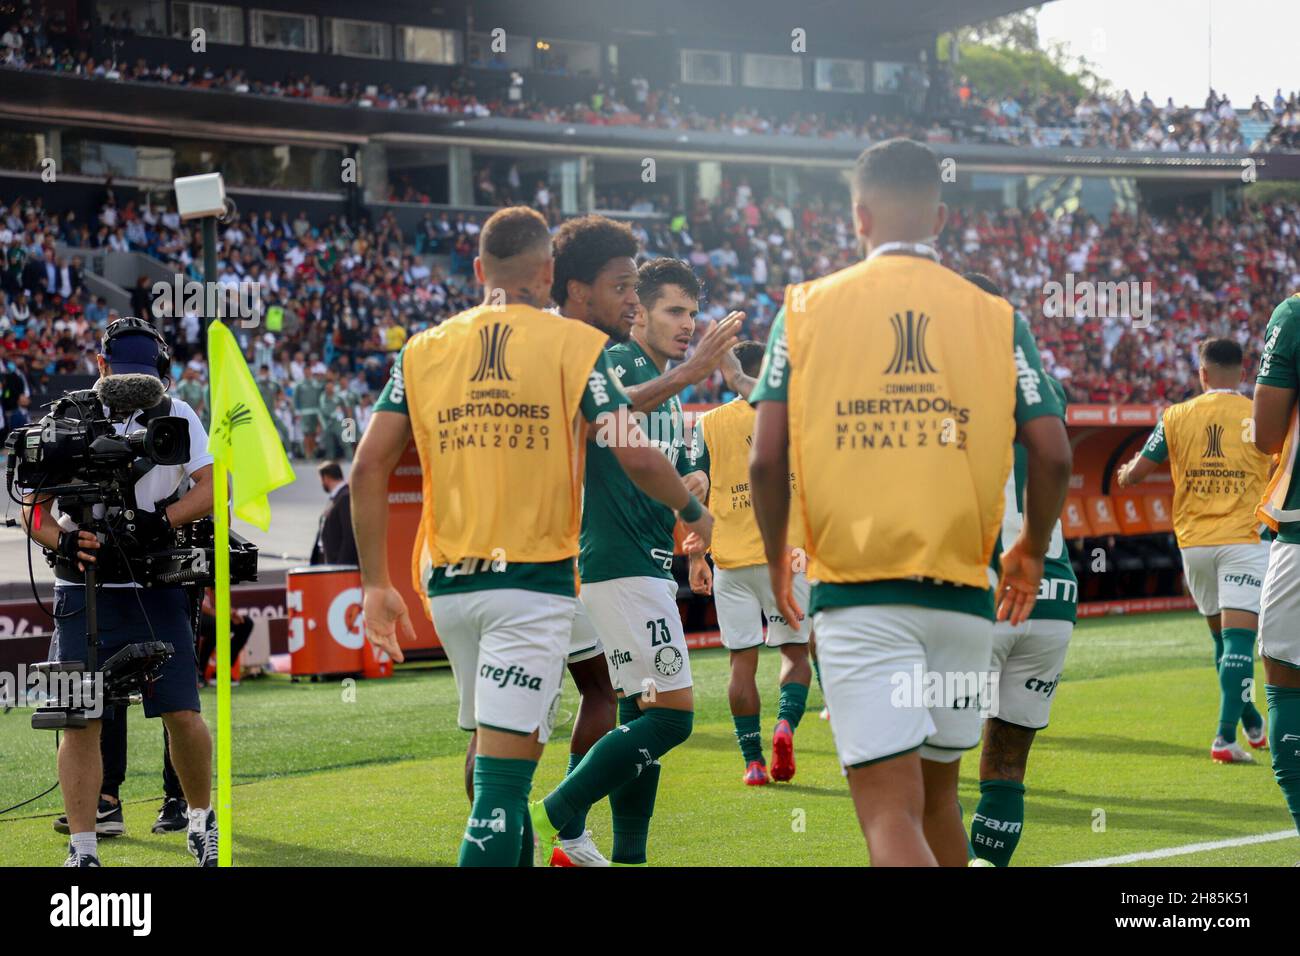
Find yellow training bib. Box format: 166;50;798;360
698;397;803;569
1162;391;1272;548
785;256;1017;588
403;304;608;593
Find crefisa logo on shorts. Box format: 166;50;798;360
1222;572;1262;589
888;665;1000;718
479;662;542;690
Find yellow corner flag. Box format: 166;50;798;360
208;321;295;530
207;320;295;866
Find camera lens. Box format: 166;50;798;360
144;417;190;466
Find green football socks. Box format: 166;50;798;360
609;696;661;865
458;755;535;867
733;714;763;766
969;779;1026;867
1213;627;1263;732
1217;629;1256;742
1266;684;1300;835
777;681;809;729
543;705;692;834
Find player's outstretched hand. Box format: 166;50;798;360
361;585;414;663
768;550;804;632
682;311;743;384
688;554;713;595
996;536;1044;627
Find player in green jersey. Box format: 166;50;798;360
964;274;1078;866
354;207;714;867
1250;293;1300;839
532;227;741;866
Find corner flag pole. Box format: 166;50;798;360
203;212;233;867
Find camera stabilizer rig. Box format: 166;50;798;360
4;383;259;730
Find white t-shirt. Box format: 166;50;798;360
51;397;213;588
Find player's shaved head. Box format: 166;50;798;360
1200;337;1244;370
851;138;946;253
479;206;551;273
1199;337;1245;389
734;341;766;379
474;206;553;307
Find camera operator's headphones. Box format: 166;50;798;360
101;316;172;382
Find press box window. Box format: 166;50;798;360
681;49;732;86
324;17;390;60
396;26;461;65
250;9;318;53
742;53;803;90
814;57;866;93
171;1;244;45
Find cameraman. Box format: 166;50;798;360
20;318;218;867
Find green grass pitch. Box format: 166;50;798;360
2;611;1296;866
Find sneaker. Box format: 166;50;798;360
550;830;610;867
152;797;188;834
187;809;219;867
1245;721;1268;750
968;858;996;867
744;760;769;786
819;707;830;721
1211;737;1255;764
53;798;124;837
62;844;101;867
770;718;796;782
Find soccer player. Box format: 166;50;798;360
963;273;1077;866
532;217;738;866
687;341;813;786
1118;338;1272;764
532;240;737;866
748;138;1072;866
349;207;713;867
1248;293;1300;836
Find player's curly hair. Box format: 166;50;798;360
550;215;640;306
637;257;701;310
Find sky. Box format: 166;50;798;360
1035;0;1297;107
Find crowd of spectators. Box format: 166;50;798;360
3;8;1295;156
4;179;1300;453
948;84;1250;152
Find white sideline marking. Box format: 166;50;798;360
1059;829;1298;867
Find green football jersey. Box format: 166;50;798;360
990;376;1077;622
580;339;697;584
990;444;1079;623
1256;294;1300;545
